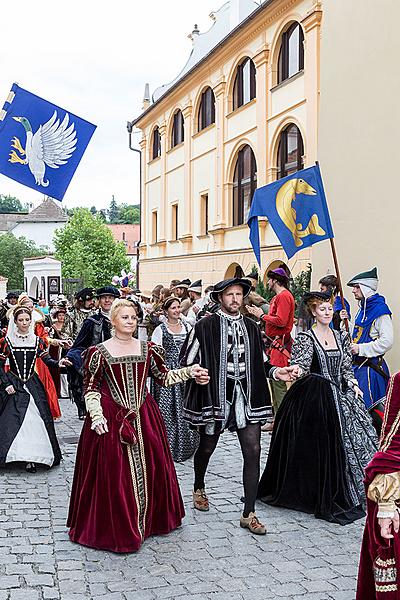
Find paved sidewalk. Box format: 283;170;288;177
0;398;363;600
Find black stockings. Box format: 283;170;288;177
237;423;261;517
193;423;261;518
193;432;219;491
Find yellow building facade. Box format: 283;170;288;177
314;0;400;370
133;0;321;289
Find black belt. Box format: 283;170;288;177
353;355;389;380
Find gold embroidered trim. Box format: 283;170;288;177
96;344;149;540
376;557;396;567
380;375;398;451
375;583;397;592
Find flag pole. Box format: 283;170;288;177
314;161;349;332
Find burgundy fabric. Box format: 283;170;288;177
357;373;400;599
67;345;184;553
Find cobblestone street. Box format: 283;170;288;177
0;398;363;600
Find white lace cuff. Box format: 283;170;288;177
91;417;107;430
377;509;397;518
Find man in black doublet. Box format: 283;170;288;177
181;278;297;535
67;286;120;418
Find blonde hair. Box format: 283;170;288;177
109;298;137;324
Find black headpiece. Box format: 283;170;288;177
75;287;96;302
210;278;252;304
96;286;120;298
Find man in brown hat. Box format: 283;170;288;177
181;277;298;535
247;267;295;423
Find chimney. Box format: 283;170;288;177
142;83;151;111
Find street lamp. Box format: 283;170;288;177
126;121;141;289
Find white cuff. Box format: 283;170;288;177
91;417;107;430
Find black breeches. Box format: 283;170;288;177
193;422;261;517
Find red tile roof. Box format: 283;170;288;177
106;224;140;254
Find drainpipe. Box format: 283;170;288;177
126;121;141;290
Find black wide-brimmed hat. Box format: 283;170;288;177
301;291;332;304
210;278;252;304
75;287;96;302
175;278;191;289
188;279;202;294
96;286;120;298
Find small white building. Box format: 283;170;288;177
23;256;62;302
0;198;67;252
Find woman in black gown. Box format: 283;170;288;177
0;306;69;473
258;292;378;524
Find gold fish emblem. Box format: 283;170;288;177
276;178;326;247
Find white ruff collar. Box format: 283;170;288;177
217;309;242;322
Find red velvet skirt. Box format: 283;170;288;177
67;390;185;553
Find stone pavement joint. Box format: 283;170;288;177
0;399;363;599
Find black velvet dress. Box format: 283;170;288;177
0;336;62;467
257;329;378;525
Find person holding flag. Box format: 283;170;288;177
347;267;393;434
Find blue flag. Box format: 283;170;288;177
0;83;96;201
248;164;334;264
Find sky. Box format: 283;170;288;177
0;0;221;211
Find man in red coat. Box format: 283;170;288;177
247;268;295;419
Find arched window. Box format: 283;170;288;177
198;87;215;131
171;110;184;148
232;145;257;226
277;22;304;84
233;58;256;110
152;126;161;160
277;124;304;179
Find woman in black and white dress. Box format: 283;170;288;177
258;292;378;524
151;297;198;462
0;306;70;472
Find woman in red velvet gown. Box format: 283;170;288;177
67;298;209;553
357;372;400;599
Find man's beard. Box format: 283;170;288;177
222;303;240;315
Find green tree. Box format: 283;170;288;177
108;195;120;223
291;263;312;313
0;194;27;213
0;233;47;288
54;208;130;287
118;204;140;224
251;263;312;312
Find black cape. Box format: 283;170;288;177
180;313;272;426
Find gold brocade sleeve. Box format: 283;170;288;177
84;348;106;427
149;343;196;387
164;365;194;387
367;472;400;515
